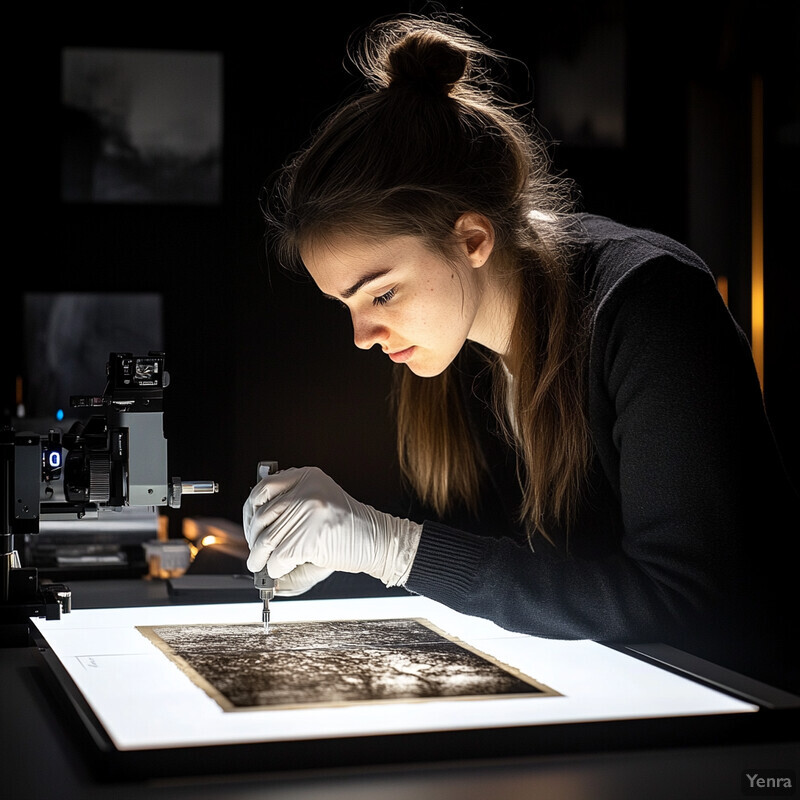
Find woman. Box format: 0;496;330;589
244;15;797;688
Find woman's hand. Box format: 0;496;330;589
242;466;422;595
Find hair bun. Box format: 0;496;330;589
386;30;468;96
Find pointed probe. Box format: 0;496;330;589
254;565;275;634
252;461;279;633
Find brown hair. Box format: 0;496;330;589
263;15;590;540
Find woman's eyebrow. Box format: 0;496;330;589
340;269;392;299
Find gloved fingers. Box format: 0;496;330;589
245;487;313;555
251;467;310;500
265;522;325;579
251;486;387;579
243;485;294;551
275;563;334;597
245;531;276;573
243;465;301;507
243;467;321;548
247;490;325;576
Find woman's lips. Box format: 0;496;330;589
388;346;415;363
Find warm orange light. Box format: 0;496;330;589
751;76;764;390
716;275;729;306
201;534;220;548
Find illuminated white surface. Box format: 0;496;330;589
31;596;756;751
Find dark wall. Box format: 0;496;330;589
8;2;798;535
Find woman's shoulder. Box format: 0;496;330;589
571;213;716;310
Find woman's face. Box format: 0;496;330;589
301;230;489;378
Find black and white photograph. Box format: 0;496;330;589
137;618;560;711
61;48;222;204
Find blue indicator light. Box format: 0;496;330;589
56;409;65;421
49;450;62;469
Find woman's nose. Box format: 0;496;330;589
351;310;389;350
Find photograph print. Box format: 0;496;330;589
137;617;560;711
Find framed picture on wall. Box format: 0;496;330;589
61;48;222;205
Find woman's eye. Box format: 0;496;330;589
373;288;396;306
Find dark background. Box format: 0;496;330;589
6;1;798;536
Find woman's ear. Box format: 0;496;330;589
454;212;495;268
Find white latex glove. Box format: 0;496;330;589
243;466;422;596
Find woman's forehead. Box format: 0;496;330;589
302;233;421;271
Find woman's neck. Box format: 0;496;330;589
467;263;520;357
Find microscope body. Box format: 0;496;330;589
1;352;217;640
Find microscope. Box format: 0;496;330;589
1;352;218;640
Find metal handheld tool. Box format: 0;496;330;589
254;564;275;634
253;461;279;633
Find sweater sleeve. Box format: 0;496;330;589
404;256;787;643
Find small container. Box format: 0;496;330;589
143;540;192;579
